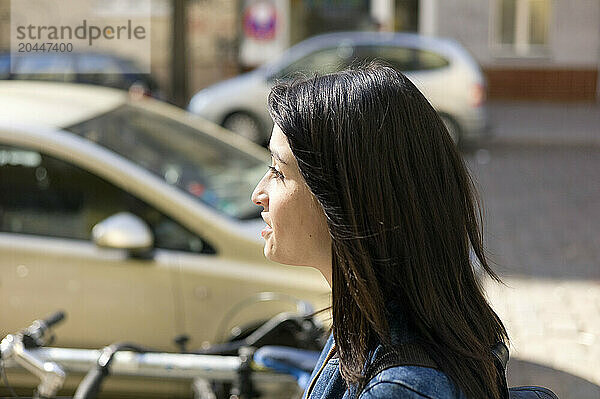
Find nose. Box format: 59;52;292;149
251;177;268;209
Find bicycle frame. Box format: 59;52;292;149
2;346;295;381
1;336;295;399
1;308;319;399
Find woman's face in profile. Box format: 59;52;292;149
251;125;332;277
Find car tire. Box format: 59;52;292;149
439;114;461;146
222;112;264;145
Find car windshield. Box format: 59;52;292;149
65;105;266;220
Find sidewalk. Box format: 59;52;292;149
484;277;600;398
487;101;600;148
477;102;600;398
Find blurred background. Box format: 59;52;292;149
0;0;598;398
3;0;598;107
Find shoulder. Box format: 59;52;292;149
358;366;463;399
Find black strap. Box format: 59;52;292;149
491;342;510;399
491;342;509;370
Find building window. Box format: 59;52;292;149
495;0;550;56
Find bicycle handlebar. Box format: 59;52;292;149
18;310;67;350
43;311;66;331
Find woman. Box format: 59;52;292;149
251;63;508;399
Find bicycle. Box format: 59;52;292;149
0;307;325;399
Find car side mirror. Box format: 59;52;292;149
92;212;154;257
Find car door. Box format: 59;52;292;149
175;250;330;348
0;142;194;350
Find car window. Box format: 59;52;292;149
0;54;10;79
76;54;123;74
354;45;418;71
0;144;216;254
65;105;266;220
415;49;450;70
274;44;354;79
353;45;449;72
76;54;129;89
11;54;77;82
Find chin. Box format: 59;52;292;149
266;252;312;268
263;246;290;265
264;251;287;265
263;239;319;267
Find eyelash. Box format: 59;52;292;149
268;165;285;180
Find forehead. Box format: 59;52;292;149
269;125;293;164
269;124;288;148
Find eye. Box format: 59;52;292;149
268;165;285;180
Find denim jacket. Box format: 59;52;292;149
303;306;466;399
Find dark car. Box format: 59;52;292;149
0;52;164;99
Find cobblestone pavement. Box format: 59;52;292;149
484;277;600;398
465;113;600;399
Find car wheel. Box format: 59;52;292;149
440;114;461;145
222;112;263;144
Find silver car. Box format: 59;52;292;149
189;31;489;146
0;81;329;354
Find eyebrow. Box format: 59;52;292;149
268;145;288;165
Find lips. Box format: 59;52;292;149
261;212;273;238
261;226;273;238
261;212;272;227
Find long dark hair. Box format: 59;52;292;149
268;62;508;399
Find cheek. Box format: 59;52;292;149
286;194;321;239
270;186;306;234
271;193;297;229
265;182;331;267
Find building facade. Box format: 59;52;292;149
2;0;598;102
432;0;600;101
232;0;599;101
